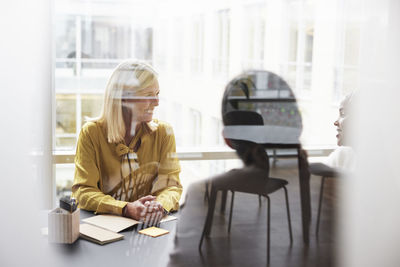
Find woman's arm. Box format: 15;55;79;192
72;125;128;215
151;124;182;212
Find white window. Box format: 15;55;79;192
213;9;230;77
280;0;314;98
191;15;205;74
333;2;361;102
242;3;266;70
172;17;185;72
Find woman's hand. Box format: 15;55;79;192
141;199;164;226
123;195;164;226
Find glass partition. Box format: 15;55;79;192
53;0;360;201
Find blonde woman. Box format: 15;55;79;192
72;60;182;224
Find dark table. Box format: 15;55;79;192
41;210;178;267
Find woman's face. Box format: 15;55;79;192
122;81;160;123
334;100;348;146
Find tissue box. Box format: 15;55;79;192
48;208;80;244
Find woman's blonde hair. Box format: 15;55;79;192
93;60;158;143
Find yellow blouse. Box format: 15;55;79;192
72;119;182;215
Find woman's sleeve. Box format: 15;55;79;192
72;126;128;215
152;125;183;212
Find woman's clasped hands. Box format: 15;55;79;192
123;195;165;227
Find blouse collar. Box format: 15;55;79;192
115;120;159;157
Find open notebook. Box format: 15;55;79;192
80;214;177;245
83;214;140;232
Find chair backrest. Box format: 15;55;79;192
221;70;302;146
223;110;264;126
223;110;269;171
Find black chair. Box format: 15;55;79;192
199;71;302;264
223;110;267;218
204;110;264;203
308;162;340;235
199;143;293;265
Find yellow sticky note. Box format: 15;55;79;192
138;226;169;237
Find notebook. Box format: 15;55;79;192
83;214;177;233
80;214;177;244
83;214;139;233
79;223;124;245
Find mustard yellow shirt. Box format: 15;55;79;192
72;119;182;215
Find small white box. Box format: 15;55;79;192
48;208;80;244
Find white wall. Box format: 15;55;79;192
0;0;53;265
339;0;400;266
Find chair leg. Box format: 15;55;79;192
258;194;262;206
316;176;326;236
283;186;293;244
272;149;278;167
199;187;218;251
228;191;235;233
220;190;228;213
266;195;271;265
204;181;209;202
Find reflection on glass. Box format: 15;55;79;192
191;15;205;73
56;164;75;198
173;18;184;72
81;94;103;126
344;24;360;66
289;24;298;62
81;17;133;60
222;70;302;145
56;137;77;150
189;109;202;146
56;94;76;134
55;16;76;60
213;9;230;76
303;65;312;91
284;0;315;96
242;3;266;70
287;65;297;90
343;68;358;94
305;27;314;63
333;22;360;101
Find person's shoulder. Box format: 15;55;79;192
151;119;174;135
152;119;172;129
326;146;355;171
80;121;103;136
333;146;355;158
